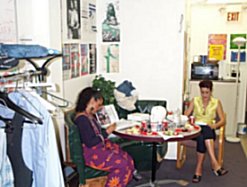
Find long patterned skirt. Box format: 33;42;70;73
83;139;134;187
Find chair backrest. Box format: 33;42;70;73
135;100;167;114
64;109;86;184
116;99;167;119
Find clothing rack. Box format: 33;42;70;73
0;53;62;90
21;54;62;81
0;70;56;91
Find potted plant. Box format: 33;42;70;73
92;75;116;105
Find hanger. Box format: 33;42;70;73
41;90;70;108
0;92;42;124
29;91;57;113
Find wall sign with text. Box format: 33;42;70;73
227;12;239;22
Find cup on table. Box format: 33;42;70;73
151;122;157;132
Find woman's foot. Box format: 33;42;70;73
213;168;228;176
192;175;201;183
133;170;142;181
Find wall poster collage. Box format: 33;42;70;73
62;0;97;80
100;0;120;73
208;34;227;61
208;33;246;63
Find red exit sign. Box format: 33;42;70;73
227;12;239;21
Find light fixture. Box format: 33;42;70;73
218;6;226;13
226;37;247;143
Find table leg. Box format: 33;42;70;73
135;142;158;187
135;142;189;187
151;142;157;183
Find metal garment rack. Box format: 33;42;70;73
0;54;62;82
22;54;62;81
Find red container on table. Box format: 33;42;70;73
189;116;195;125
162;120;168;130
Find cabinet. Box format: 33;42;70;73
189;80;237;136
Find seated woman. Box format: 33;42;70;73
74;87;139;187
184;80;228;183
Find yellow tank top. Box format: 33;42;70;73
193;96;218;125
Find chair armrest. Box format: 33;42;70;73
217;125;225;167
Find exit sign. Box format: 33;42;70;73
227;12;239;21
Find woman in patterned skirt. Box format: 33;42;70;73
74;87;136;187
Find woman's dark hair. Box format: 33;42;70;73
75;87;103;112
199;80;213;91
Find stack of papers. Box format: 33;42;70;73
195;121;207;126
127;112;150;121
115;119;140;130
101;119;139;130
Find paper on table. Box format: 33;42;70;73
101;119;139;130
157;131;184;140
115;119;140;130
195;121;207;126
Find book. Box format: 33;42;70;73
96;104;139;130
96;104;119;126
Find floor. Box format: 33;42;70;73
240;112;247;158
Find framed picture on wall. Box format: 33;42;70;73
102;0;120;42
66;0;81;40
230;34;246;49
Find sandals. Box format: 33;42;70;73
213;168;228;176
192;175;201;183
192;168;228;183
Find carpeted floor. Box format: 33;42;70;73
128;141;247;187
66;141;247;187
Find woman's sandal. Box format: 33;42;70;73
192;175;201;183
213;168;228;176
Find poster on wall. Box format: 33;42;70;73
62;44;71;80
230;34;246;49
208;34;227;61
101;44;119;73
66;0;81;40
89;44;97;74
81;0;97;42
231;51;246;63
0;0;17;43
102;0;120;42
70;44;80;78
80;44;89;75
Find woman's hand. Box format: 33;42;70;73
208;123;216;130
106;123;117;134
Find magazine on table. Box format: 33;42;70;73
96;104;139;130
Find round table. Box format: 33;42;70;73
113;125;201;187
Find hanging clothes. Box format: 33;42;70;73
7;112;33;187
0;43;60;58
0;90;65;187
0;128;14;187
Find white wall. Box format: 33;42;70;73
16;0;64;99
188;2;247;123
96;0;185;111
62;0;186;112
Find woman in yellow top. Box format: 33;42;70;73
185;80;228;183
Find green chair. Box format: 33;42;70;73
64;99;168;186
64;110;108;186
